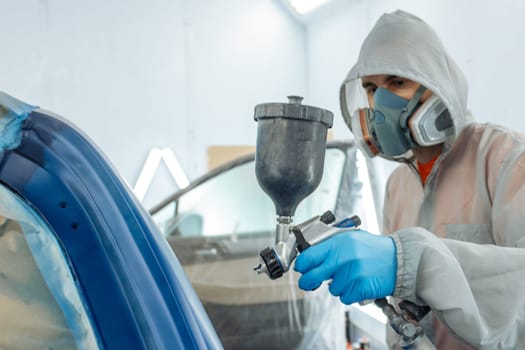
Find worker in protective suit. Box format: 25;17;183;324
294;9;525;349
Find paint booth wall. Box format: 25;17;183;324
0;0;306;208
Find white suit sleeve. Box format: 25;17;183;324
391;228;525;349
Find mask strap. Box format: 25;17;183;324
399;85;426;128
399;85;426;146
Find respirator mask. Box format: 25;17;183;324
340;81;454;159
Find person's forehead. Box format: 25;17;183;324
361;74;399;85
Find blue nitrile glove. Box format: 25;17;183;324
294;230;397;305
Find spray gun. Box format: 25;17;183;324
252;96;436;350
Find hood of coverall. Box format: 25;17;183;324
340;10;473;160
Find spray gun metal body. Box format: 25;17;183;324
253;211;361;279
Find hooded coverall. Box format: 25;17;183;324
341;10;525;349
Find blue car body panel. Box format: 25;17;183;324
0;110;222;349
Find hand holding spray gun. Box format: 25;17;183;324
254;210;435;350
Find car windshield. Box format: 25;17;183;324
154;148;346;238
0;184;98;350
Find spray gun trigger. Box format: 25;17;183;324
292;226;310;252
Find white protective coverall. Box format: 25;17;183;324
341;10;525;349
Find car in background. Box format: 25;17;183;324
150;141;380;349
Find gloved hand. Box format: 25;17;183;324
293;230;397;305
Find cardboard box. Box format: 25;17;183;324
207;146;256;171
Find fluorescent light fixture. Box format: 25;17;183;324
288;0;330;14
160;148;190;188
133;147;189;201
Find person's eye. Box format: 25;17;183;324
392;78;406;87
365;86;377;95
